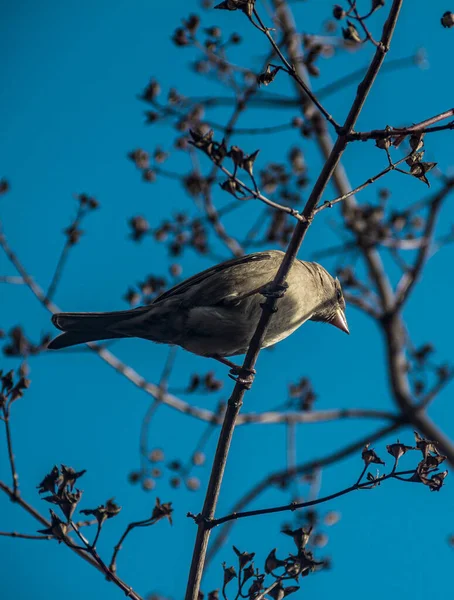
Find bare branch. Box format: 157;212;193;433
185;4;404;597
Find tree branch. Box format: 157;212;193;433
184;3;404;597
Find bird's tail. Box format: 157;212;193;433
48;307;149;350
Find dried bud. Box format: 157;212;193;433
124;288;141;307
423;454;447;470
128;471;141;484
257;65;280;86
429;470;448;491
282;527;312;551
37;510;68;541
324;511;341;526
242;149;260;177
222;564;237;585
172;27;190;46
154;148;169;163
410;161;437;187
80;498;121;524
233;546;255;568
215;0;255;17
149;448;165;462
43;488;83;520
386;441;414;461
145;111;160;124
192;452;206;466
183;14;200;34
414;431;439;458
140;79;161;102
409;132;425;152
143;169;157;183
142;478;156;491
186;477;201;491
128;149;150;169
265;548;284;573
229;145;245;167
342;21;361;44
0;179;9;195
37;466;61;495
332;5;346;19
441;11;454;28
362;443;385;465
220;179;245;198
375;137;392;150
371;0;385;11
151;498;173;524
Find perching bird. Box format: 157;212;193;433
48;251;349;366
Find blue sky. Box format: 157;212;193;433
1;1;454;599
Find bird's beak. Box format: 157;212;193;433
330;309;350;335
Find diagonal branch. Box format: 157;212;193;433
206;419;402;566
184;3;404;598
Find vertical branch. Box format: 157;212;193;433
184;3;404;598
273;0;454;463
2;405;19;496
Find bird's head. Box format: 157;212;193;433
309;265;349;335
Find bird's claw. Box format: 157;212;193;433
228;365;256;389
228;371;254;389
261;281;289;299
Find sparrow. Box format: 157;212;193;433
48;251;349;368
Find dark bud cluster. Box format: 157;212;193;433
1;368;30;408
217;530;327;599
36;465;125;544
342;21;361;44
407;341;453;398
0;178;10;195
128;148;161;184
441;11;454;28
257;65;280;87
129;209;210;257
356;435;448;493
186;371;223;393
214;0;255;18
37;465;87;535
129;441;208;493
2;326;51;358
123;274;168;306
129;216;151;242
288;377;317;411
63;193;99;246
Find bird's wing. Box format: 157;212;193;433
153;251;282;307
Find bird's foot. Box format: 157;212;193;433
227;362;256;389
260;281;289;299
211;356;256;389
228;369;255;389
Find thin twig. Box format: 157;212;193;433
0;531;52;540
45;203;87;302
252;8;341;132
216;162;304;220
0;276;25;284
349;108;454;141
209;469;416;528
206;420;402;566
109;515;159;574
314;154;411;213
2;405;19;496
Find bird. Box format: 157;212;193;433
48;250;349;370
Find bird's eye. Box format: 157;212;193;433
336;288;342;302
